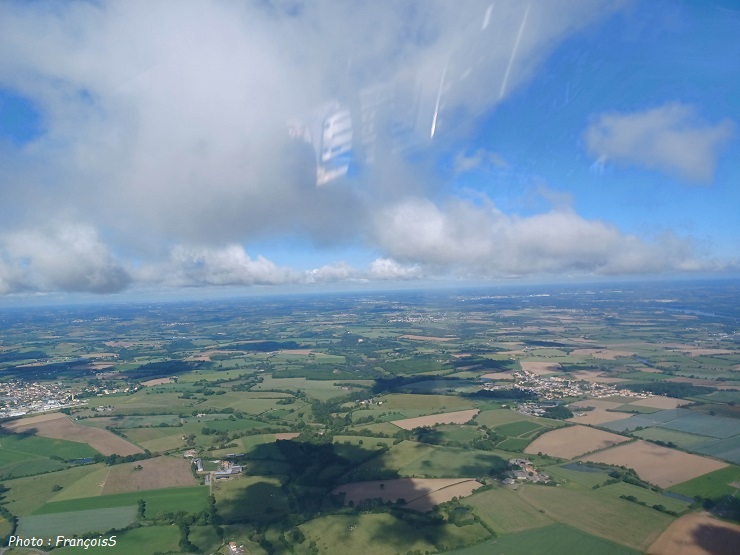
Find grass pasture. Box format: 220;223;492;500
2;463;107;516
668;465;740;499
298;512;490;555
517;484;673;550
213;475;289;524
54;525;180;555
36;486;208;517
465;486;554;534
631;427;707;450
18;506;137;537
0;431;98;463
399;444;508;479
597;482;691;513
444;524;640;555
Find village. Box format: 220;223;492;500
484;369;651;401
0;379;87;418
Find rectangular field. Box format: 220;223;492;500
517;484;673;550
582;440;728;488
466;486;554;534
447;524;640;555
3;413;143;456
53;525;180;555
524;426;629;459
36;486;209;517
18;506;137;537
391;409;479;430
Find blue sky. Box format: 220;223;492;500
0;0;738;300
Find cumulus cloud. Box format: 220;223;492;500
143;245;299;288
374;197;721;277
584;103;734;183
0;1;731;297
1;224;130;294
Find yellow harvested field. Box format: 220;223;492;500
3;413;143;456
7;412;66;425
519;361;561;375
397;334;456;342
571;348;635;359
101;456;197;494
332;478;481;511
630;396;690;410
647;511;740;555
140;377;175;386
405;480;483;512
524;425;629;459
568;400;625;425
391;409;479;430
582;440;728;488
275;432;300;440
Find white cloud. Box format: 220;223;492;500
368;258;422;280
148;245;299;287
585;103;734;182
1;224;130;293
374;197;722;277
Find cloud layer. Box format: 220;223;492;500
0;1;733;296
585;103;734;183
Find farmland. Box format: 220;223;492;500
0;281;738;553
582;440;728;488
524;425;630;459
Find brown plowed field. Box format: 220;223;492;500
391;409;479;430
101;456;197;494
3;412;143;456
405;480;483;512
630;396;690;410
519;361;561;375
568;400;625;425
582;440;728;488
332;478;481;511
647;511;740;555
524;425;629;459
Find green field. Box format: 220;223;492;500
631;427;707;449
213;475;289;523
298;512;490;555
54;525;180;555
516;484;673;550
544;464;612;490
668;465;740;499
598;482;691;513
400;444;508;478
2;463;107;516
465;486;553;533
495;420;543;437
0;432;98;462
35;486;209;517
443;524;640;555
18;506;137;536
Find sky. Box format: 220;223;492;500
0;0;738;302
